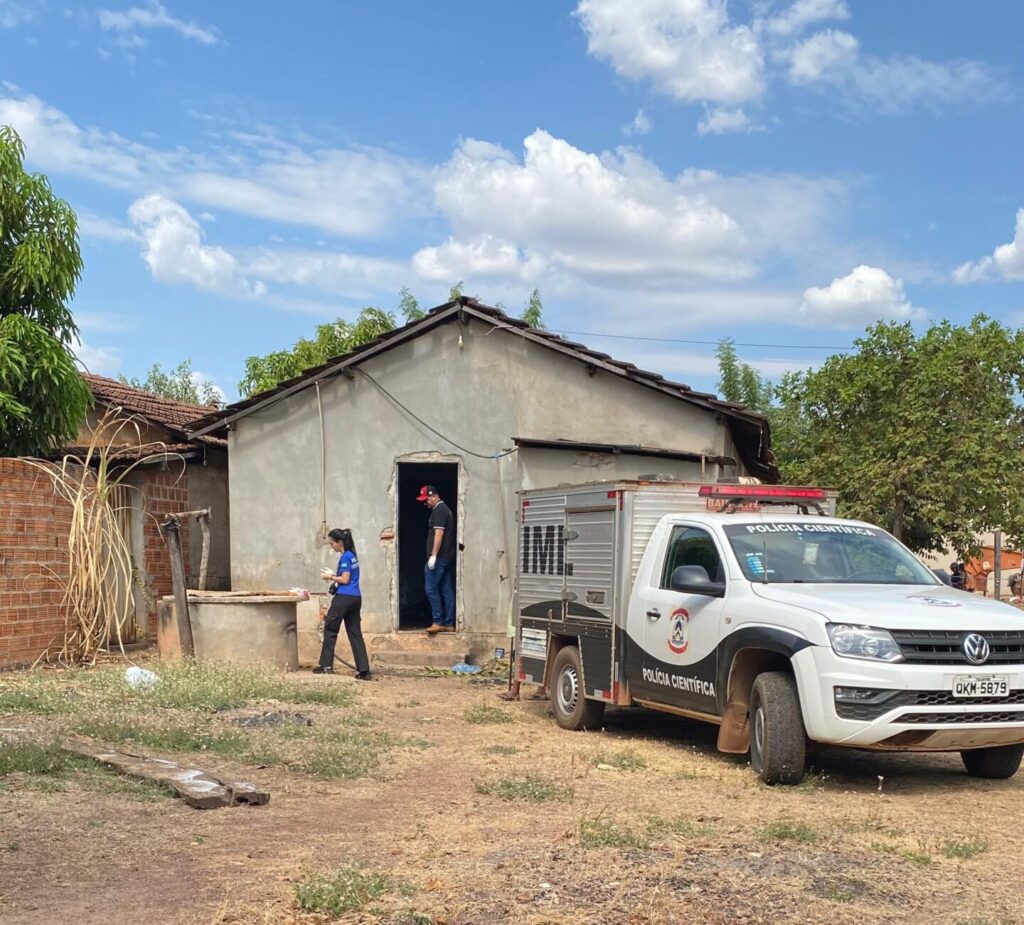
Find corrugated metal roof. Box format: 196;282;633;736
185;298;777;481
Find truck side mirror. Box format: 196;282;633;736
670;565;725;598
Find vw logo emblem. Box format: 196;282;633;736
962;633;991;665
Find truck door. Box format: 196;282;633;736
629;524;725;716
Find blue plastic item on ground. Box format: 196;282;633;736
450;662;481;674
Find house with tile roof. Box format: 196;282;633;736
187;297;775;664
0;376;230;667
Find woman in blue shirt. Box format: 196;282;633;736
314;528;371;679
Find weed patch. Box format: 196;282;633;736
474;774;572;802
0;740;75;776
758;821;819;843
295;730;393;780
463;704;514;725
576;815;648;849
483;745;519;756
940;836;988;860
646;815;712;839
294;865;388;916
592;749;647;771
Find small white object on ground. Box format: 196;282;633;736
125;666;159;690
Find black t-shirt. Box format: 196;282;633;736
427;501;456;560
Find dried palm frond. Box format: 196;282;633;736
25;407;185;665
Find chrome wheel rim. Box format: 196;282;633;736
751;704;766;772
557;664;580;716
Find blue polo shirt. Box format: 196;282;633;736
332;551;361;596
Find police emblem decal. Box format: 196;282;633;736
667;608;689;655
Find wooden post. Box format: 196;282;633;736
163;515;194;658
994;531;1002;600
198;511;211;592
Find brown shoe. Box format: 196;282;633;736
441;626;456;633
425;624;443;634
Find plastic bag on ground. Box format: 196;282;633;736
125;666;160;690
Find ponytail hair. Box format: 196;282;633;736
328;527;356;555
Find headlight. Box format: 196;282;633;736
826;624;903;663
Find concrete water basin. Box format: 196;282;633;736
158;591;302;670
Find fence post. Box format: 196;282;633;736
163;515;194;658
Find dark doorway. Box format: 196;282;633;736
397;461;458;630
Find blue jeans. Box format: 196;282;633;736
424;558;455;627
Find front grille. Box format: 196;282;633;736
835;689;1024;721
891;629;1024;665
835;688;1024;721
896;710;1024;725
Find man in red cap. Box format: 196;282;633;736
417;485;456;633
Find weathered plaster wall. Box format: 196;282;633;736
186;448;231;591
227;318;746;637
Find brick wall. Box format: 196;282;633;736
0;459;74;669
137;468;191;636
1;460;200;667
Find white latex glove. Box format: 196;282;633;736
428;556;437;570
320;568;334;580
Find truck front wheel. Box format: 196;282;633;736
749;672;807;785
961;743;1024;779
550;646;605;731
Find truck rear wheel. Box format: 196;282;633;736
961;743;1024;779
551;646;605;731
749;672;806;785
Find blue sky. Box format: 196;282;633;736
2;0;1022;401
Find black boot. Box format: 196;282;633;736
312;665;334;674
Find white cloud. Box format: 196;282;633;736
575;0;764;105
409;131;845;312
189;370;227;403
75;339;122;376
799;265;923;327
575;0;1000;127
697;106;760;136
97;1;221;46
787;31;998;112
953;209;1024;284
78;210;138;243
181;147;431;238
128;194;264;297
623;108;653;136
787;29;859;83
0;1;38;29
0;89;428;238
421;131;758;289
243;247;407;299
762;0;849;37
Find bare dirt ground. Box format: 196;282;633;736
1;661;1022;925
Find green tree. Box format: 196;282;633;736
776;316;1024;553
716;339;772;413
120;359;220;406
448;280;465;301
0;127;91;456
522;288;545;329
398;286;425;323
239;306;396;397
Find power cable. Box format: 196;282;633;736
356;368;517;460
549;330;852;351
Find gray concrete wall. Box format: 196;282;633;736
518;447;711;491
227;317;748;637
187;448;231;590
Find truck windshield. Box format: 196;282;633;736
722;522;938;585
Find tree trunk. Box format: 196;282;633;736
892;492;906;542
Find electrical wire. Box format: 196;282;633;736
549;330;852;351
356;368;517;460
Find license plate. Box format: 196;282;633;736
952;676;1010;698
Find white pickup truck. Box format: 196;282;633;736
514;480;1024;784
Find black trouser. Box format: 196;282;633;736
319;594;370;673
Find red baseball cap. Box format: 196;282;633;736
416;485;438;501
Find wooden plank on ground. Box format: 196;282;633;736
63;741;270;809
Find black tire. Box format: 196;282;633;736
749;671;807;785
961;743;1024;779
550;646;605;731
